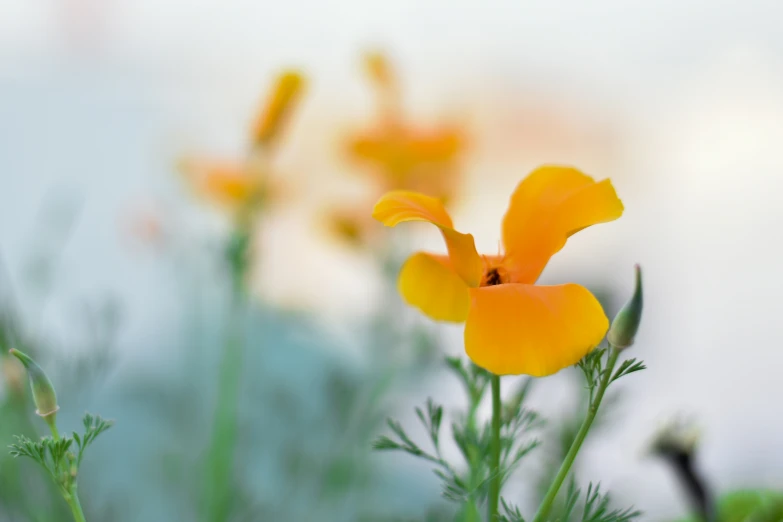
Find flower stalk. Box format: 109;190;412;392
531;347;621;522
63;477;87;522
202;225;250;522
49;418;88;522
488;374;501;521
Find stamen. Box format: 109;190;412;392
482;267;504;286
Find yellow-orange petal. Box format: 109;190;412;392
372;190;482;287
464;283;608;376
501;165;624;284
398;252;470;322
251;71;305;147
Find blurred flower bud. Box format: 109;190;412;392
649;417;715;522
251;71;305;147
9;349;59;420
364;51;394;89
608;264;643;349
649;416;700;459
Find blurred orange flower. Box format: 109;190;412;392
331;52;466;247
349;125;463;197
180;71;305;218
373;165;623;377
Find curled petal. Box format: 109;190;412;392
465;283;608;376
398;253;470;322
502;165;624;283
373;191;482;287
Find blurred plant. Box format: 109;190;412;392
327;51;466;249
374;359;541;517
372;167;645;521
502;482;640;522
179;70;304;225
7;349;113;522
0;199;124;521
178;69;306;522
652;419;783;522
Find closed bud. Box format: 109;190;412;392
608;264;643;349
9;349;59;420
251;70;305;147
364;51;394;89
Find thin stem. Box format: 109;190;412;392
531;348;621;522
488;374;501;521
64;486;87;522
46;417;60;440
46;417;87;522
202;228;250;522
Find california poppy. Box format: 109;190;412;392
372;165;623;376
180;71;304;216
335;52;465;247
348;52;464;199
349;124;463;197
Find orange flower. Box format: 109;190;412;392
347;51;465;201
180;71;304;216
333;52;465;248
373;165;623;377
349;124;463;197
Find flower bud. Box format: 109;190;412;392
8;349;59;419
251;71;305;147
364;51;394;89
608;264;643;349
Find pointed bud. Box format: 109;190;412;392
608;264;643;349
9;349;60;420
251;71;305;147
364;51;395;89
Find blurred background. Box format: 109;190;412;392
1;0;783;520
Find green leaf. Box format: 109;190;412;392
610;359;646;383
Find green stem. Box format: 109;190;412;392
202;229;250;522
64;486;87;522
46;416;87;522
46;417;60;440
203;301;245;522
488;374;501;521
531;348;621;522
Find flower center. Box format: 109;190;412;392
481;266;507;286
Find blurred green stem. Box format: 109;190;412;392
63;487;86;522
202;225;250;522
531;347;620;522
488;375;501;521
49;415;87;522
